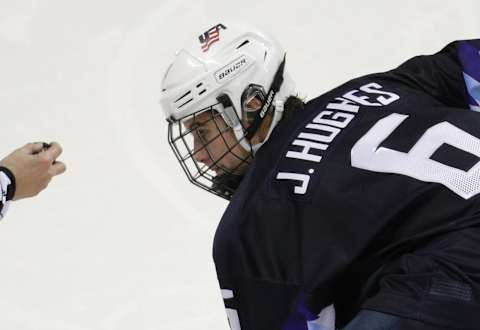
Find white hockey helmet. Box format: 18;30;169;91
160;22;296;199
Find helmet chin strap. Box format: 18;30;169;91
216;94;254;153
233;124;253;153
211;171;244;200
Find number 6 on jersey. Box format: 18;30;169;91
351;113;480;199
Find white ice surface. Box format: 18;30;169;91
0;0;478;329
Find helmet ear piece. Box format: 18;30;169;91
241;84;267;124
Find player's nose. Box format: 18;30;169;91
192;137;211;166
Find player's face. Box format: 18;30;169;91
183;110;250;175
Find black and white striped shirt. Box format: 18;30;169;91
0;167;15;219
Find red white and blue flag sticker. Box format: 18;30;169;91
199;24;226;52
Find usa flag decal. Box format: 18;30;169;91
199;24;227;52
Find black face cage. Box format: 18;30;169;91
167;104;252;200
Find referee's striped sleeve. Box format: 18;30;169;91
0;167;16;219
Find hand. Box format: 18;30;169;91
0;142;66;200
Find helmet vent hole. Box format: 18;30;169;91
177;98;194;109
198;89;207;96
175;90;192;103
236;40;250;49
196;82;203;88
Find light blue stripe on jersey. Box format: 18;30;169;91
464;72;480;111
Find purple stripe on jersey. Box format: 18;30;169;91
459;41;480;82
458;40;480;109
281;293;317;330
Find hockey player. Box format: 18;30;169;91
160;22;480;330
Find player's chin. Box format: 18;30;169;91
216;166;245;177
212;165;231;176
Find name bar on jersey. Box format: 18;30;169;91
276;82;400;195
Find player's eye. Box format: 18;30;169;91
185;122;200;133
194;126;209;140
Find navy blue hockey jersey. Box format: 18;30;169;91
213;40;480;330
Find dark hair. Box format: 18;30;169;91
283;95;305;120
